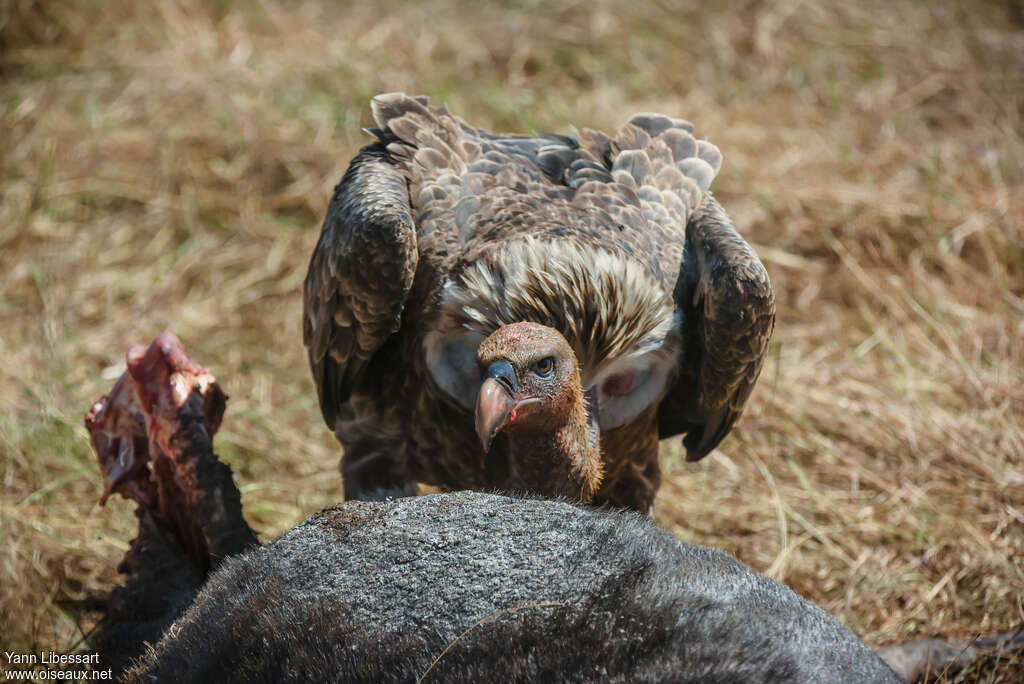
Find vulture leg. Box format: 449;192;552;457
340;433;418;501
592;410;662;513
592;453;661;514
85;332;257;676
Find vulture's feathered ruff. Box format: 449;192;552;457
304;93;775;511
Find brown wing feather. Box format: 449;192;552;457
658;195;776;460
303;145;417;430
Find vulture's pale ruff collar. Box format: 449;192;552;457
425;237;678;428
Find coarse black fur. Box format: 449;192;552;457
124;492;900;683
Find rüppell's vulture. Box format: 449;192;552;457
304;93;775;512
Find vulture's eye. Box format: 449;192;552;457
533;357;555;377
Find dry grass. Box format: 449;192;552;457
1;0;1021;679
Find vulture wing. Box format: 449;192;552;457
584;110;775;461
658;195;776;460
303;145;418;429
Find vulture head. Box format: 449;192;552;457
474;322;603;502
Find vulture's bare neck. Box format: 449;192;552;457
507;388;603;502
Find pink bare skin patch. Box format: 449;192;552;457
602;370;636;398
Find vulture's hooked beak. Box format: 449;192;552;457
475;359;541;453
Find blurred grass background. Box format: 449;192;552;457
1;0;1021;679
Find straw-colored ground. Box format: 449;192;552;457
2;0;1021;680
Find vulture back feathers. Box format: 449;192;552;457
304;93;775;511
